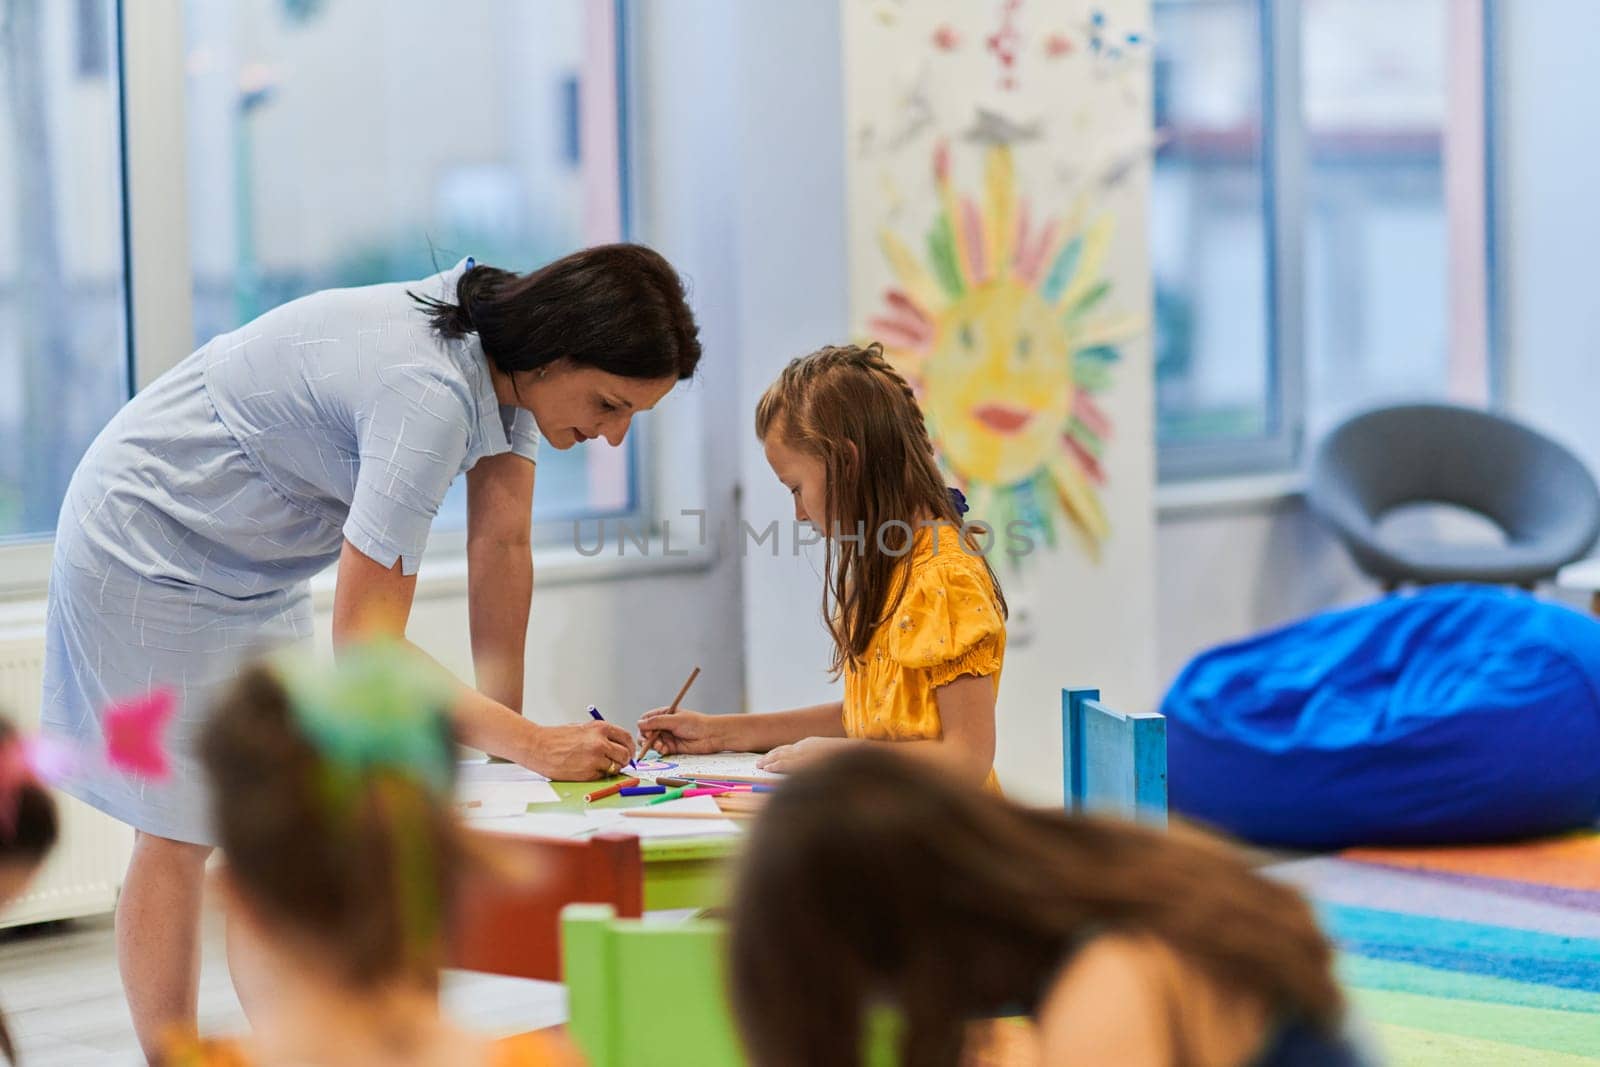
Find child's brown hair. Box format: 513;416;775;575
755;343;1006;676
0;718;60;1064
729;747;1344;1067
199;654;460;991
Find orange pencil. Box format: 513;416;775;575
584;776;640;804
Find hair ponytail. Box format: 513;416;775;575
412;264;515;340
410;245;701;382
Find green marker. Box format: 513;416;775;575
647;786;687;805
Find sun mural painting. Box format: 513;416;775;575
867;141;1142;562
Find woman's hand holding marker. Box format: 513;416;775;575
531;720;634;781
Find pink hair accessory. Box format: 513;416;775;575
103;688;177;781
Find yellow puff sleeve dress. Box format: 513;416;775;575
841;524;1007;789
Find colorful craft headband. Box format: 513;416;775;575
275;643;459;976
276;643;456;799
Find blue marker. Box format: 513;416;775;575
620;785;667;797
588;704;637;770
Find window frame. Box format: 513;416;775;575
0;0;645;595
1156;0;1495;485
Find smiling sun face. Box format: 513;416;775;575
925;279;1073;487
868;142;1141;559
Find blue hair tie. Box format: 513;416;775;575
948;487;969;517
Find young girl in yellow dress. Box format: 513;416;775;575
640;343;1007;786
165;647;579;1067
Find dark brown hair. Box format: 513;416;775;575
412;243;701;382
0;718;59;1064
729;748;1343;1067
199;664;460;991
755;343;1006;676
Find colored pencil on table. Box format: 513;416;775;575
622;809;751;822
584;777;640;804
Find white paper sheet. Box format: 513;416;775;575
474;795;741;840
652;752;782;781
588;794;742;838
476;812;598;839
457;759;552;783
455;779;560;819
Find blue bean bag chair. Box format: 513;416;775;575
1164;586;1600;848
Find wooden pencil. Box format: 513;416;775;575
714;796;765;808
640;665;701;759
620;809;751;821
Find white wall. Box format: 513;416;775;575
726;0;852;714
1498;0;1600;474
1155;498;1371;691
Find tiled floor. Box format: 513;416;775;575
0;908;567;1066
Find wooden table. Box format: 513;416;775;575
540;779;742;911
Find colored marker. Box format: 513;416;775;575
584;776;640;804
647;786;688;805
588;704;637;770
656;776;695;788
619;785;666;797
682;787;733;798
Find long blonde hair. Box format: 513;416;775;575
755;343;1006;675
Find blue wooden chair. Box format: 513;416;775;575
1062;687;1167;825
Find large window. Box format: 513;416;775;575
181;0;634;537
1153;0;1487;480
0;0;130;541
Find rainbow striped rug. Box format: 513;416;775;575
1270;833;1600;1065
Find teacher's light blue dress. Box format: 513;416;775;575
41;259;539;845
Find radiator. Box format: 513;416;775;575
0;631;131;928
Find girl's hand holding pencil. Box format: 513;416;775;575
636;707;728;757
637;666;708;758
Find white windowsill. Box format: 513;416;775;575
1155;471;1306;519
0;536;718;628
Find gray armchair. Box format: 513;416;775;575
1307;403;1600;588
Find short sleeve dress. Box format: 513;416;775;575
40;259;539;845
841;523;1007;789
